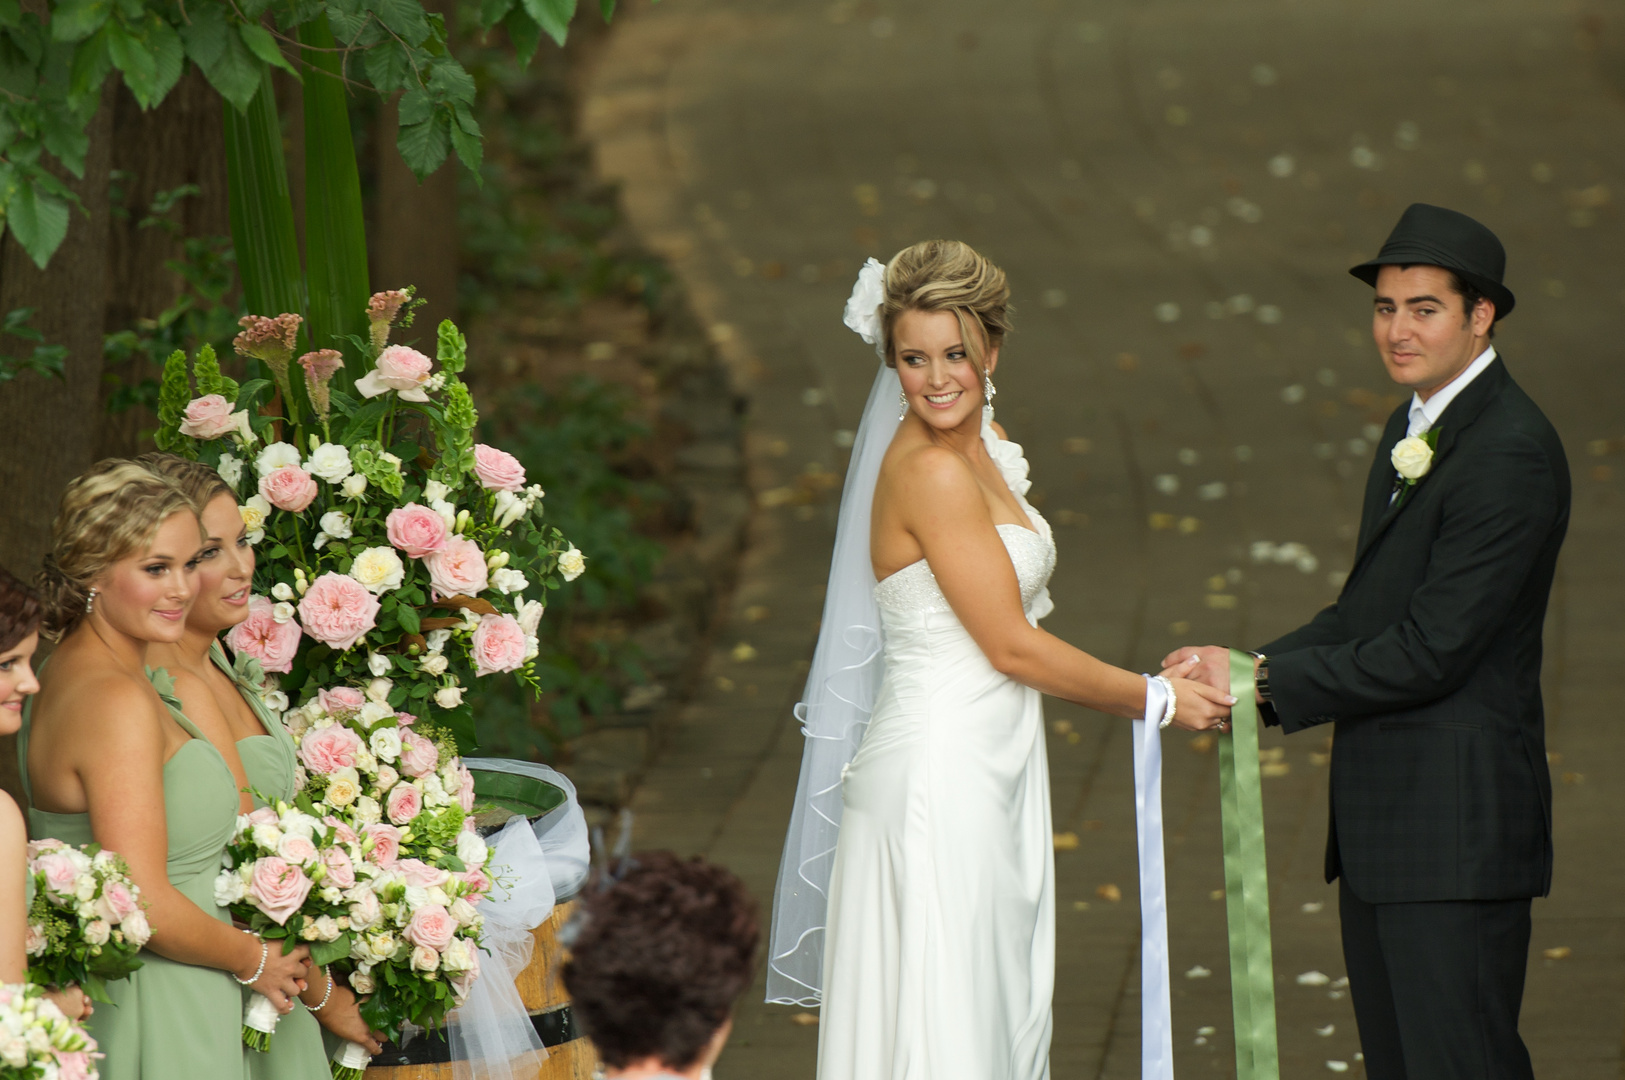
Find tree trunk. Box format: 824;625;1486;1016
98;71;232;459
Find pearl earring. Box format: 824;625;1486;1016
84;587;97;614
898;390;908;420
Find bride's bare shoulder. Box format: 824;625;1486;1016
880;441;984;517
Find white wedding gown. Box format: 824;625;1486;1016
817;423;1056;1080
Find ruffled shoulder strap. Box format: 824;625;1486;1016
144;664;209;742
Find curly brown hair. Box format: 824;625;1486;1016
563;852;759;1070
0;564;42;653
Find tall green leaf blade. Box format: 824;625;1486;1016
299;16;370;389
222;68;305;319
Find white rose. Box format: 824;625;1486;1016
340;474;369;499
441;937;474;973
320;510;354;540
348;890;382;931
349;968;376;994
367;652;391;677
304;443;353;484
375;763;400;791
455;831;488;869
434;685;465;709
1391;435;1434;481
410;944;440;973
355;747;378;773
353;796;382;826
515;599;545;637
370;727;402;763
217;453;245;492
240;495;272;544
0;1037;27;1068
368;932;399;960
420;653;449;677
255;441;302;476
262;689;289;713
424;480;450;502
490;568;529;595
251;823;283;851
449;897;480;928
85;919;111;946
278;833;319;866
214;869;248;906
324;775;360;808
359;702;393;729
313;915;342;941
422;774;450;807
283;705;313;739
271;601;295;624
558;546;586;582
350;546;405;594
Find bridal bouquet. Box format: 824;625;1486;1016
25;841;150;1004
154;289;584;754
0;981;99;1080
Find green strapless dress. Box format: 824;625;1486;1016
213;645;330;1079
18;666;249;1080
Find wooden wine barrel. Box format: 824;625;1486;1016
364;899;599;1080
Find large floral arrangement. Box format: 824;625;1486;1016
0;981;98;1080
154;290;585;752
25;841;150;1004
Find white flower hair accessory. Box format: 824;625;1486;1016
842;257;887;358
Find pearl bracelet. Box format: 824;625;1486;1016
307;971;335;1013
1151;674;1177;730
234;936;269;987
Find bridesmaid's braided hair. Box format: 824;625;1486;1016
0;564;42;653
36;460;199;640
880;239;1013;382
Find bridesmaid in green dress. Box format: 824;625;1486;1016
140;454;384;1078
0;564;90;1021
22;461;310;1079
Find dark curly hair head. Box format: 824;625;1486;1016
563;852;759;1071
0;564;42;653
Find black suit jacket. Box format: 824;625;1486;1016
1260;357;1570;904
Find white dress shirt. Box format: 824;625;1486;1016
1405;345;1498;438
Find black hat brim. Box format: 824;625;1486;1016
1350;242;1515;319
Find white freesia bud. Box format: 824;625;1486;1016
340;473;369;498
232;412;257;448
426;629;451;654
217;453;245;492
271;601;296;624
454;509;471;534
424;480;450;503
493;490;526;528
1391;435;1434;481
515;599;545;637
271;581;295;602
368;652;391;677
434;685;465;709
420;654;449;677
430;499;457;529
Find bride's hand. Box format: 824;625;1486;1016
1166;677;1234;733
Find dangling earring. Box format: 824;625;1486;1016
898;390;908;420
84;587;97;614
984;374;997;407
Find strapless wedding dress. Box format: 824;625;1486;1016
817;427;1057;1080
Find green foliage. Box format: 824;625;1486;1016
0;0;624;268
474;378;664;758
0;307;68;384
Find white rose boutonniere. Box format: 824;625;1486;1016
1390;428;1440;502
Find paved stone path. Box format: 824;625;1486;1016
581;2;1625;1075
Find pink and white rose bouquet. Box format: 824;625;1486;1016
26;841;149;1003
0;981;100;1080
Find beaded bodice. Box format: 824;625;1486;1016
875;524;1056;615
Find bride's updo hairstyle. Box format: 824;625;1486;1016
880;240;1013;377
37;460;198;640
134;452;235;510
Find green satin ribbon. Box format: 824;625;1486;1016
1219;648;1280;1080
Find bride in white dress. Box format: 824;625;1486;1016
767;241;1233;1080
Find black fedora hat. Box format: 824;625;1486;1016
1349;203;1515;319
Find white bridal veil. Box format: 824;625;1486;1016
766;261;900;1005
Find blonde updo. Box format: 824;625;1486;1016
881;240;1013;374
37;460;200;639
134;452;236;512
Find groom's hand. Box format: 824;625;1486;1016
1161;645;1234;693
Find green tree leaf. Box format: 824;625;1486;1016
145;15;185;103
238;22;298;78
6;179;70;268
500;6;539;64
448;103;480;174
520;0;574;47
49;0;112;43
367;0;430;47
395;111;449;179
600;0;614;19
186;8;262;111
105;17;159;107
362;40;412;92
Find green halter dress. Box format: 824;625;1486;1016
212;644;331;1079
19;666;249;1080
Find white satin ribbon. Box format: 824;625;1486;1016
1133;680;1175;1080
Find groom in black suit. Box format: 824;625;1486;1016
1168;203;1570;1079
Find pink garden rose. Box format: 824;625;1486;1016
386;782;423;825
385;503;450;558
398;730;440;778
450;943;480;1001
318;686;366;716
457;867;491;901
423;536;488;599
96;880;140;923
54;1051;95;1080
472;444;526;492
299;724;363;775
364;823;402;867
356;345;433;401
397;858;451;889
470;613;528;677
297;573;380;651
225;595;303;674
403;903;457;950
121;908;151;946
323;816;359;846
277;833;319;867
259;464;319;513
35;853;79;895
457;764;476;814
395;710;418;727
178;395;239;440
248;857;313;925
320;846;357;889
246;806;280;827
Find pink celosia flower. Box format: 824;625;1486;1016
367;289;411;351
299;349;345;424
297;573;380;651
225;595;302;674
234;313;303;402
